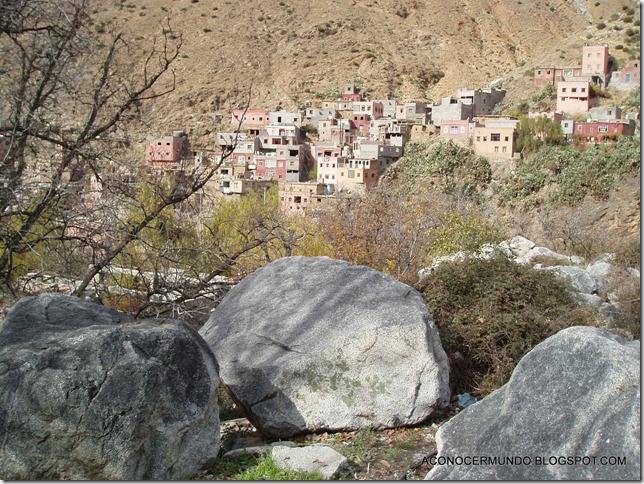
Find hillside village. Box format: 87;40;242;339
140;43;640;217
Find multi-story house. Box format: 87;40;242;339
376;145;404;171
369;119;408;146
279;181;326;215
588;106;622;121
556;80;595;115
341;84;363;103
572;120;636;143
374;99;397;118
230;109;270;129
353;101;384;119
312;143;342;187
430;97;474;127
456;88;506;117
269;110;303;128
439;120;476;140
351;113;371;134
330;118;355;147
533;66;583;89
396;102;429;124
471;118;518;158
582;45;609;78
214;177;275;198
610;59;641;91
145;131;189;165
336;158;379;193
304;108;338;127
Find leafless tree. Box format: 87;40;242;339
0;0;297;320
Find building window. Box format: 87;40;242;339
598;126;608;133
502;146;507;153
581;87;586;92
562;87;567;92
476;136;481;142
443;126;448;133
450;126;459;134
491;133;501;141
504;136;509;142
483;136;488;142
571;87;577;93
494;146;499;153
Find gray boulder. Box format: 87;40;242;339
0;294;220;480
426;326;640;480
200;256;449;438
271;444;348;479
542;265;602;294
508;235;535;256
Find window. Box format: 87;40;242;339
476;136;481;142
494;146;499;153
450;126;459;134
571;87;577;93
443;126;449;133
504;136;509;142
502;146;507;153
581;87;586;92
461;126;465;133
483;136;488;142
491;133;501;141
562;87;567;92
598;126;608;133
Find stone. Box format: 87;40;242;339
516;246;571;266
586;261;613;290
425;326;640;480
271;444;348;479
508;235;535;256
200;256;449;438
541;265;602;294
576;292;605;308
0;294;220;480
627;267;640;279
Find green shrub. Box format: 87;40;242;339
596;22;607;29
418;255;598;396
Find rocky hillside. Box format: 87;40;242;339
88;0;639;143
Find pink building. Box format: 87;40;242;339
439;120;476;139
279;182;326;215
145;131;188;164
556;81;595;115
341;84;363;103
311;144;342;185
533;66;583;89
572;120;635;143
351;113;371;134
611;59;641;91
582;45;609;77
231;109;270;128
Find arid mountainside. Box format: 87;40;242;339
89;0;637;142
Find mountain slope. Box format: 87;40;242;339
89;0;637;141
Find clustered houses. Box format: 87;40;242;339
531;44;639;142
142;45;638;216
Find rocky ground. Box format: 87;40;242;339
198;402;463;480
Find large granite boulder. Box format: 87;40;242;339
0;294;220;480
200;256;449;438
426;326;640;480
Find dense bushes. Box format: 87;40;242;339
497;136;640;208
418;255;598;396
385;140;492;197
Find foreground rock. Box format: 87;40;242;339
200;256;449;438
426;326;640;480
0;294;220;480
272;444;348;479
